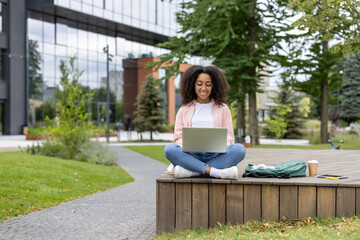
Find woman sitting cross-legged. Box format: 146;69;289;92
164;65;246;180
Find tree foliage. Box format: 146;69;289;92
263;84;303;139
264;98;292;140
49;56;93;159
299;97;310;118
340;52;360;122
290;0;360;56
283;1;346;143
133;74;165;141
148;0;292;145
28;40;43;99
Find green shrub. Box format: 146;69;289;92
27;126;51;136
308;134;321;144
347;130;358;135
76;141;117;165
46;56;93;159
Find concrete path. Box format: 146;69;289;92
0;146;167;240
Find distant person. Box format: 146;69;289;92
164;65;246;179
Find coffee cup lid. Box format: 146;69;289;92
308;160;319;164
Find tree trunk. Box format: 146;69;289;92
247;0;260;145
236;100;246;143
248;91;259;145
320;40;329;144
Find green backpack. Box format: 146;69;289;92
242;160;307;178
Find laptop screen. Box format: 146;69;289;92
182;127;227;153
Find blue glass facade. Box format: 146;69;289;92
27;0;181;127
0;0;209;134
54;0;179;36
0;3;3;32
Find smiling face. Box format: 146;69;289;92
195;73;213;103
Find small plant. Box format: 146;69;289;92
347;130;358;135
263;99;292;140
27;126;51;137
25;143;42;155
46;55;93;159
76;141;117;165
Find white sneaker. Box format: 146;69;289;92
219;166;239;180
174;166;193;178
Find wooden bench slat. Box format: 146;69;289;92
192;183;209;229
244;185;261;222
262;185;279;220
156;182;175;234
336;187;356;217
317;187;336;218
226;184;244;224
298;186;316;219
209;184;226;227
357;188;360;216
280;186;298;219
176;183;192;231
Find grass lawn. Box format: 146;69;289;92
125;145;170;165
0;151;134;222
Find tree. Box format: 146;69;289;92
292;41;342;142
340;52;360;123
28;40;43;99
49;56;93;159
263;84;303;139
148;0;292;145
263;98;292;140
133;74;165;141
284;0;348;143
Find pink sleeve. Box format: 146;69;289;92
223;105;234;147
173;107;184;147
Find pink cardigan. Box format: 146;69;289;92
173;101;234;147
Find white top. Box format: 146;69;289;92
191;101;214;127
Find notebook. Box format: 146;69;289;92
182;127;227;153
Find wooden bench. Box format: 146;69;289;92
156;148;360;234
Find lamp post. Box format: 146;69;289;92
103;45;113;143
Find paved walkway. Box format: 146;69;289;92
0;146;167;240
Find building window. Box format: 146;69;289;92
159;68;168;119
0;3;4;32
174;73;181;114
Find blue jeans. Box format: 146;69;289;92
164;143;246;174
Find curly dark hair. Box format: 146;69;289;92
180;65;229;106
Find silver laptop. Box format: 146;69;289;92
182;127;227;153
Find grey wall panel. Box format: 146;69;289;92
0;33;7;48
0;81;7;99
4;0;26;134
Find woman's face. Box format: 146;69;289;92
195;73;213;103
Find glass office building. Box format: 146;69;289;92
0;0;208;135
